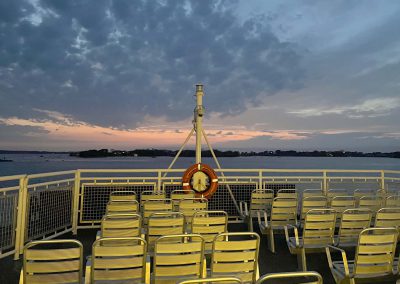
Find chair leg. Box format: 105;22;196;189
297;248;307;271
267;229;275;253
249;216;254;232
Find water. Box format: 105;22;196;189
1;154;400;176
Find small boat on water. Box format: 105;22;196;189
0;157;13;162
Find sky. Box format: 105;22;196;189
0;0;399;152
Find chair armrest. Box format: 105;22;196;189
95;230;101;240
325;245;349;277
284;224;299;246
257;210;268;228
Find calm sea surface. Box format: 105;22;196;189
1;154;400;176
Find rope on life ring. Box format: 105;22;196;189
182;163;218;199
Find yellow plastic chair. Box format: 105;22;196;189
152;234;205;283
100;213;142;238
191;210;228;253
256;271;323;284
178;277;242;284
326;227;398;284
358;195;384;213
86;237;147;284
140;190;166;207
326;189;349;206
354;188;377;205
142;198;173;225
375;207;400;229
179;197;208;231
211;232;260;283
109;190;137;201
300;196;328;224
386;195;400;207
334;208;372;247
106;200;139;215
285;209;336;271
257;197;298;253
171;189;195;210
146;212;185;252
20;239;83;284
303;189;324;198
276;188;298;199
330;196;355;222
239;189;274;232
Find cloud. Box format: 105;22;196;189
0;0;304;129
288;97;400;118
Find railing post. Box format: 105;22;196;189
157;171;162;191
381;170;385;192
72;170;81;235
322;170;328;194
258;170;263;190
14;175;28;260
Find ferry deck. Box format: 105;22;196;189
1;167;400;283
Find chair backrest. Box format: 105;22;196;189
337;209;372;246
250;189;274;214
171;189;196;209
143;198;173;225
270;197;298;227
386;195;400;207
153;234;205;281
140;190;166;206
23;239;83;284
302;189;324;198
302;209;336;247
354;189;376;206
375;207;400;228
358;195;383;212
211;232;260;283
179;197;208;227
178;277;243;284
147;212;185;250
326;189;349;205
192;211;228;252
354;228;398;276
106;200;139;215
255;271;323;284
301;196;328;220
276;189;297;199
109;190;136;202
331;196;356;216
101;213;141;238
91;237;147;283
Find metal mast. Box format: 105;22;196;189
194;84;204;164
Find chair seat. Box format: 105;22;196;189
333;260;396;279
289;237;331;249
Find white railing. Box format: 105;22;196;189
0;168;399;260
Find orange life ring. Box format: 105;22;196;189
182;163;218;199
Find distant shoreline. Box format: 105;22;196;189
1;149;399;159
71;149;400;158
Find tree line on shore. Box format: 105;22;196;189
70;149;400;158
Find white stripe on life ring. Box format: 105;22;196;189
182;183;190;186
211;179;218;182
198;164;201;170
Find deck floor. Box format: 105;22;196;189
0;223;396;283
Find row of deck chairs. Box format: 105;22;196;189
19;233;326;284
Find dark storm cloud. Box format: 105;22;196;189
0;0;303;128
